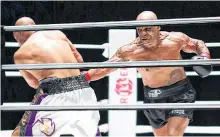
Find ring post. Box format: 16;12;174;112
108;29;137;137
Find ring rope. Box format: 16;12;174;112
1;103;220;111
205;42;220;47
3;100;218;106
2;59;220;70
5;42;108;49
137;71;220;78
4;17;220;31
4;71;220;77
5;42;220;48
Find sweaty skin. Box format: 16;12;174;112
88;12;210;88
119;31;210;88
88;11;210;137
13;17;83;89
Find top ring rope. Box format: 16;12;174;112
2;59;220;70
3;17;220;31
5;42;108;49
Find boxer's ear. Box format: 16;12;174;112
157;26;161;30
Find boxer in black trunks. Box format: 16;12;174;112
86;11;212;136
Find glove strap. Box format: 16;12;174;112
200;52;211;59
83;71;91;82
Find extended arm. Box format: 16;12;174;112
85;38;141;81
87;45;130;81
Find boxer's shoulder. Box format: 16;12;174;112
164;31;187;44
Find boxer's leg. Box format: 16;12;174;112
143;103;168;136
73;87;100;137
12;88;47;137
152;124;168;136
11;126;21;137
167;117;189;136
166;84;196;136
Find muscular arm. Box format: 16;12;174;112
14;51;39;89
170;32;210;55
56;30;84;63
88;44;131;81
67;39;84;63
169;32;212;78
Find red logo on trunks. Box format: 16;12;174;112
32;118;55;136
115;68;133;96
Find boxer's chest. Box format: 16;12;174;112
130;41;181;71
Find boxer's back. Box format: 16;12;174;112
15;30;80;81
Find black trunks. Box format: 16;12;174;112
143;78;196;129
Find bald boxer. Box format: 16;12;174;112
12;17;100;137
87;11;212;136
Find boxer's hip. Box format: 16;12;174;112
143;78;196;128
39;73;90;94
143;77;194;99
15;73;100;136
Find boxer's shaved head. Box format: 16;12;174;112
136;11;158;21
136;11;160;48
15;17;35;26
13;17;36;45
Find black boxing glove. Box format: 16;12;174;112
192;52;212;78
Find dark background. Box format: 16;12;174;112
1;1;220;136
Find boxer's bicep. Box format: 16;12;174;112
170;32;197;53
181;36;198;53
19;70;39;89
185;38;209;55
60;31;83;62
109;45;131;62
67;39;84;63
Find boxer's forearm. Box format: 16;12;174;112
88;55;125;81
195;40;210;55
88;45;130;81
88;68;117;81
182;35;210;57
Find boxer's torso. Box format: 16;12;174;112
15;31;81;81
125;31;187;88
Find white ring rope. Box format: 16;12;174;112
2;59;220;70
2;102;220;134
1;103;220;111
3;17;220;31
136;71;220;78
135;125;220;134
4;42;220;48
1;125;220;135
3;99;109;106
3;100;217;106
5;71;220;77
206;42;220;47
5;42;109;49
